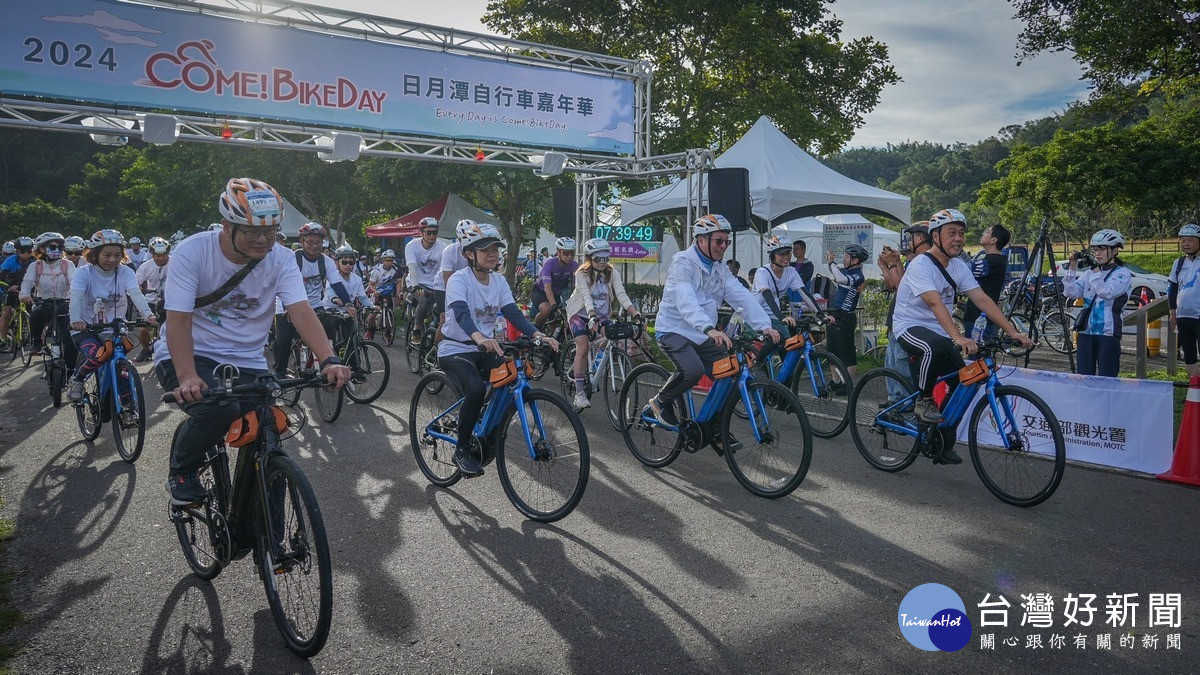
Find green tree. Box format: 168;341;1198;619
0;199;80;242
484;0;898;155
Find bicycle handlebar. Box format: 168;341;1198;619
159;371;330;405
82;318;153;333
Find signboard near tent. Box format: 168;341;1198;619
823;220;874;260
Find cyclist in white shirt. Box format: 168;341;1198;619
157;178;349;504
892;209;1031;443
269;221;352;378
366;249;401;340
752;233;821;362
440;222;557;476
134;237;171;361
324;244;375;344
405;217;447;338
126;237;151;270
1169;223;1200;377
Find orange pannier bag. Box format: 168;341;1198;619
710;355;741;379
783;334;806;351
957;359;991;386
489;359;518;388
224;406;290;447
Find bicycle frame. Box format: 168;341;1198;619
639;351;773;444
93;323;141;419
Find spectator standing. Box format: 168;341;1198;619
962;224;1011;340
823;244;868;377
1170;223;1200;377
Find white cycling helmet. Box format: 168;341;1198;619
693;213;732;236
34;232;65;249
297;222;325;239
1180;224;1200;239
458;222;505;251
218;177;283;227
148;237;170;254
555;236;577;251
381;249;396;259
1090;229;1125;248
582;238;610;256
419;216;439;231
333;244;356;258
89;229;125;249
63;236;85;253
455;219;478;239
2;241;14;255
764;234;791;255
928;208;967;232
128;236;143;245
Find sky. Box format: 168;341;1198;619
319;0;1091;149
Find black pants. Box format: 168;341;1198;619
825;309;858;367
157;356;265;474
1076;333;1121;377
1178;317;1200;365
270;311;339;376
657;332;728;403
413;289;444;334
31;299;78;370
897;326;965;397
439;350;504;452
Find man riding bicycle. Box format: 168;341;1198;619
135;236;171;361
649;215;780;438
404;217;446;339
0;236;34;348
366;249;401;340
892;208;1032;463
270;221;352;378
158;177;349;505
532;237;580;329
325;244;375;345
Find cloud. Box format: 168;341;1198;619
588;121;635;144
43;9;163;34
97;28;157;47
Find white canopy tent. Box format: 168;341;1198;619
619;116;911;229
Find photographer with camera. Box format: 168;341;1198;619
1063;229;1131;377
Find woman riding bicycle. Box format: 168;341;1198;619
562;237;643;410
752;233;822;362
439;222;558;477
66;229;158;402
649;214;780;430
1063;229;1132;378
325;244;375;344
19;231;77;368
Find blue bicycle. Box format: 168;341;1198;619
74;318;149;463
754;313;851;438
409;337;589;523
848;337;1066;507
618;331;813;498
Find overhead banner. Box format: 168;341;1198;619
0;0;637;154
955;367;1174;474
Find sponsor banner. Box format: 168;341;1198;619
955;366;1174;474
1;0;636;153
610;241;659;264
823;221;873;258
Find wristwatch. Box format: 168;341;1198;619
319;355;341;368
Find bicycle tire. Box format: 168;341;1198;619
172;444;228;580
345;340;389;404
111;359;146;463
789;349;852;439
1039;310;1075;354
968;385;1066;507
618;363;682;468
409;371;463;487
254;454;333;658
312;379;343;423
404;323;422;374
558;342;580;399
420;328;438;375
721;379;813;498
283;345;306;406
601;348;633;431
495;388;590;522
848;368;921;472
75;374;103;441
20;326;35;368
382;305;395;346
49;365;65;408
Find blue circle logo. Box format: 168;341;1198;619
898;583;972;652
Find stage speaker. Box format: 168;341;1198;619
552;187;576;238
708;167;752;230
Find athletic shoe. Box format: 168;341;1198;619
914;396;944;424
711;433;743;457
573;392;591;410
648;396;679;427
166;471;208;505
67;379;84;402
933;448;964;465
453;448;484;477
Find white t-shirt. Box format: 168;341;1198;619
439;241;469;278
126;247;151;269
439;268;515;357
323;273;373;309
1170;255;1200;319
69;264;149;328
588;277;611;319
405;238;447;291
135;259;169;303
370;265;400;290
752;265;806;317
294;253;340;307
155;231;308;369
893;253;980;339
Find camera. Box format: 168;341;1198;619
1073;249;1097;268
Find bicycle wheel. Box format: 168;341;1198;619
172;449;228;580
1040;310;1075;354
381;304;395;346
49;364;65;408
496;389;590;522
968;385;1066;507
409;371;463;487
789;349;852;439
111;359;146;463
311;379;343;423
558;342;579;399
345;340;390;404
420;328;438;374
601;348;633;431
1003;314;1036;356
618;363;682;468
20;322;34;368
721;380;812;498
75;374;103;441
254;454;333;658
283;345;305;406
848;368;921;471
404;323;422;374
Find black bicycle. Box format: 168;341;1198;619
164;367;333;658
34;298;69;407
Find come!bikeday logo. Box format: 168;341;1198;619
898;583;973;652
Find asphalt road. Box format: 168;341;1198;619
0;349;1196;674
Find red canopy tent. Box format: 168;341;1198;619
366;193;494;239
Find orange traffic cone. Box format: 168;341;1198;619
1159;375;1200;487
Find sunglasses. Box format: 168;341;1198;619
560;251;576;257
708;237;731;247
339;259;355;265
45;245;61;251
591;256;609;263
241;226;280;241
